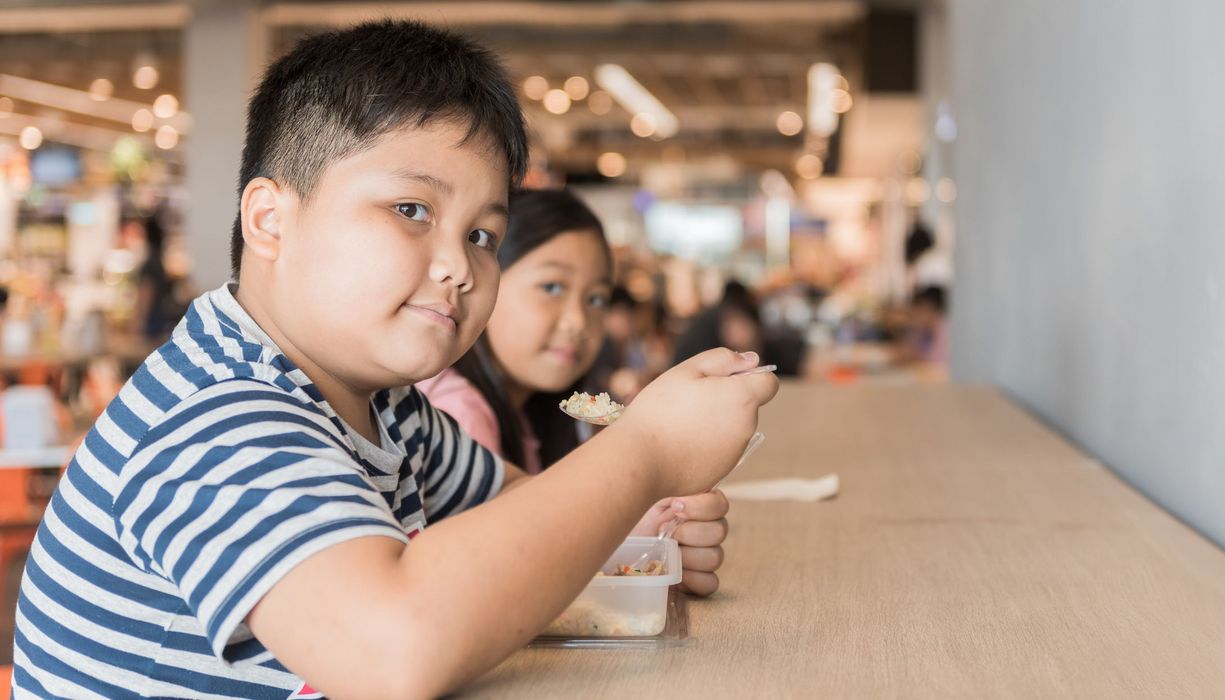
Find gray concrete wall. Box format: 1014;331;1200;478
183;0;266;289
949;1;1225;545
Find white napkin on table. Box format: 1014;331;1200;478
719;474;840;502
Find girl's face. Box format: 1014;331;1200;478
485;230;612;396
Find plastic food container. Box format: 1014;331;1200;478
542;536;682;637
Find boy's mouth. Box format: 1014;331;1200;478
403;302;458;332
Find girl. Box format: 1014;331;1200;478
417;188;612;473
419;188;735;596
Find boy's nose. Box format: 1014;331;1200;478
429;237;474;292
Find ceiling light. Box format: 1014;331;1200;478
543;89;571;114
630;113;656;138
830;89;853;114
597;151;627;178
0;73;190;132
523;75;549;101
131;108;153;132
564;76;590;101
795;153;823;179
594;64;678;138
155;124;179;149
133;64;159;90
776;110;803;136
88;78;113;102
152;94;178;118
19;125;43;150
588;90;612;115
807;63;840;137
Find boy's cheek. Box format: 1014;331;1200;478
465;286;499;334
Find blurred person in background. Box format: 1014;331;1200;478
673;280;762;363
673;280;806;376
588;286;647;400
130;207;189;341
588;286;673;402
899;285;949;365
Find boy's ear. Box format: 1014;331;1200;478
240;177;288;263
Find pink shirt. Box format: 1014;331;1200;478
415;368;543;474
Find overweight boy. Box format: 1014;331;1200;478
13;20;776;699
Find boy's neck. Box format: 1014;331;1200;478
233;283;380;444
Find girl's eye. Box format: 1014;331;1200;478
541;281;565;296
588;293;610;309
468;228;497;250
395;203;431;222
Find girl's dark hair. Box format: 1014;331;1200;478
452;188;609;469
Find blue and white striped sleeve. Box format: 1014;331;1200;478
111;380;408;665
405;388;504;521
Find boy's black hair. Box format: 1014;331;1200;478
230;19;528;277
452;188;610;469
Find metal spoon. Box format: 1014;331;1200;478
559;365;777;425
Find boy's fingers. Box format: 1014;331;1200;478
737;370;780;407
671;490;729;521
651;497;675;512
680;570;720;597
673;518;728;547
679;544;724;573
681;347;758;378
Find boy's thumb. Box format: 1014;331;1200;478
684;348;758;378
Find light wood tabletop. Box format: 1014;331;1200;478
462;383;1225;698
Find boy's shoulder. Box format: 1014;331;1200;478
110;285;348;459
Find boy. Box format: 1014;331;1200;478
12;20;776;699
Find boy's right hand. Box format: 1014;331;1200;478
613;348;779;498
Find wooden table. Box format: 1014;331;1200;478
463;383;1225;698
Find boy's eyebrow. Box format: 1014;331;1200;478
390;167;508;218
390;168;454;194
485;200;510;219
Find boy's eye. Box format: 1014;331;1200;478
541;281;565;296
468;228;497;250
395;202;431;222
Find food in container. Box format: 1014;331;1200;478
542;536;681;637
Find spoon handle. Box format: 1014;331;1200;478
730;364;777;377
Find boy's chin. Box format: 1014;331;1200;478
359;356;449;390
388;365;443;387
396;354;464;386
374;336;473;384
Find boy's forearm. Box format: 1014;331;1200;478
396;423;661;694
250;426;661;699
497;461;531;493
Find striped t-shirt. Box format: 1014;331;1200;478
12;283;504;698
